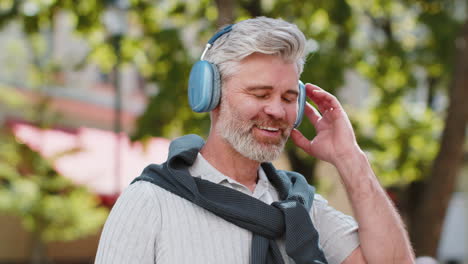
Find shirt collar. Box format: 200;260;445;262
189;153;232;184
188;153;270;188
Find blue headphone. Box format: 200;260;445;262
188;24;306;128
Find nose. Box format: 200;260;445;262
263;98;287;120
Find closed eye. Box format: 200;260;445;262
283;95;297;103
253;93;269;99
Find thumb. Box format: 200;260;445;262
290;129;311;153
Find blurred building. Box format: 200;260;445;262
0;13;166;264
0;16;150;133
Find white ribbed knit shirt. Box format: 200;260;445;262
95;154;359;264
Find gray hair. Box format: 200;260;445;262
203;17;307;82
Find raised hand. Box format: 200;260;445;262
291;86;415;264
290;83;362;165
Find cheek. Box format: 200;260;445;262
247;102;297;124
231;98;263;119
247;104;265;119
286;104;299;123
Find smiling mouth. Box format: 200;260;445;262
256;125;280;132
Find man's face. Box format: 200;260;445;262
215;53;299;162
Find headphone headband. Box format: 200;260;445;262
208;24;233;44
201;24;233;61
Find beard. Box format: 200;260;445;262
216;99;292;163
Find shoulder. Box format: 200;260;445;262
274;169;360;263
118;179;177;208
123;180;164;199
277;169;306;182
108;181;166;224
310;193;360;264
96;181;167;263
310;193;357;228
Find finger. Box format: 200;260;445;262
290;129;311;153
305;83;330;98
308;89;337;113
303;102;321;127
305;83;341;114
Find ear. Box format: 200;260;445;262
210;100;222;119
208;106;221;134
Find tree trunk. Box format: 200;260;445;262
30;232;50;264
410;21;468;256
214;0;235;26
241;0;262;17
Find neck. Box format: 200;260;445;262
201;132;260;192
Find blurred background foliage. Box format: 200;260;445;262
0;87;108;264
0;131;107;241
0;0;466;259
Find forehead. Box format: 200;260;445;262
228;53;299;92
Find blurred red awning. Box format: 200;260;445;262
11;122;170;196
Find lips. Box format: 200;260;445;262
253;121;290;141
254;121;289;133
256;126;280;132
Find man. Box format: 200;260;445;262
96;17;414;264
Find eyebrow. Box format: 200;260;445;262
246;86;299;96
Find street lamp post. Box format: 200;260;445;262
103;3;127;196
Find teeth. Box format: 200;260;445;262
258;126;279;132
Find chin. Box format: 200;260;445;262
237;140;285;163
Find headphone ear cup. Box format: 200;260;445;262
293;81;306;128
188;61;221;112
208;62;221;111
